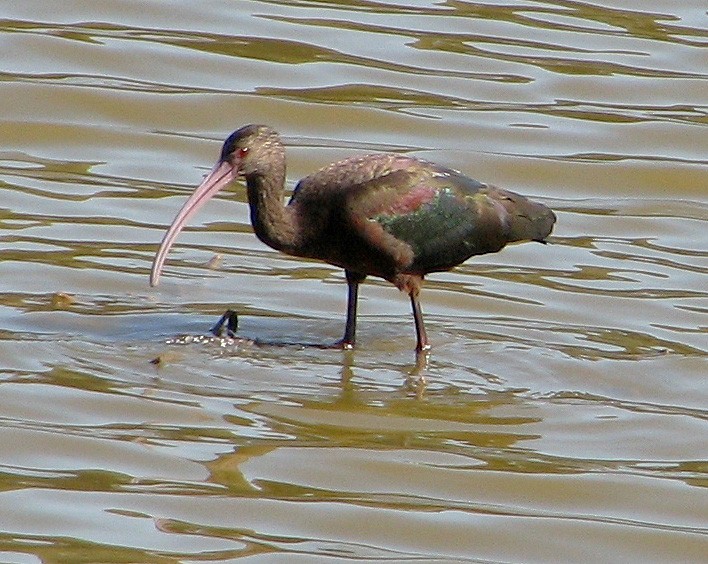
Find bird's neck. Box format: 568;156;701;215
245;170;300;253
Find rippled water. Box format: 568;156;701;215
1;1;706;562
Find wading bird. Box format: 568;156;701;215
151;125;555;351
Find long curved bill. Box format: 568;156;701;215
150;160;238;286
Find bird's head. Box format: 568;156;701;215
149;124;281;287
220;124;282;178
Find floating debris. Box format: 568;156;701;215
205;253;223;270
150;350;184;366
51;291;76;309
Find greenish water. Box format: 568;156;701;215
0;1;706;562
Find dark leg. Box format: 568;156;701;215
210;309;239;337
409;291;430;352
337;270;365;349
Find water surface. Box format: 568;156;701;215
1;0;706;562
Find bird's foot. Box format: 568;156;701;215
210;309;239;338
414;347;431;369
325;338;355;350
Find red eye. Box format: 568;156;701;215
238;147;249;158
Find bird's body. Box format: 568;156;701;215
282;152;552;282
151;125;556;351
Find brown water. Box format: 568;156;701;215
1;1;707;562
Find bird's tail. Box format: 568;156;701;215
501;190;556;244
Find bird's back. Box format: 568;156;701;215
289;154;555;279
292;153;423;197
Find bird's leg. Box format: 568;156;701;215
210;309;239;337
334;270;366;349
409;291;430;352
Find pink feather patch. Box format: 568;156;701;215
383;185;437;215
